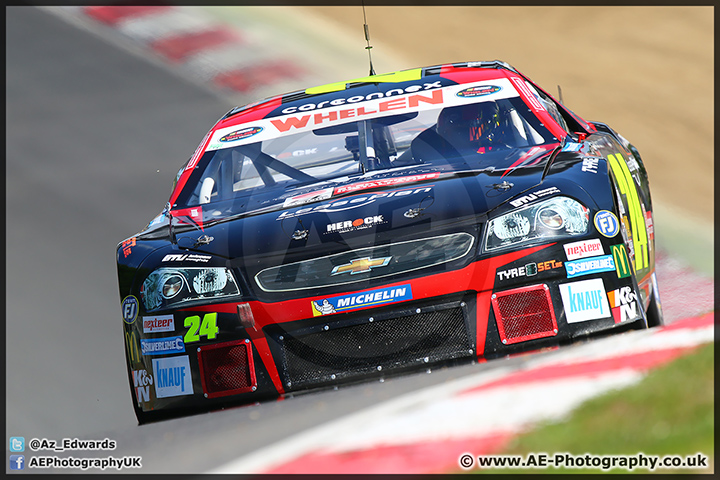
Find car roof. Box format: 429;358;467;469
216;61;522;128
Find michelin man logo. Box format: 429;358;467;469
312;299;337;315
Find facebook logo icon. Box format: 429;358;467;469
9;437;25;452
9;455;25;470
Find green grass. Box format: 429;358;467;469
475;341;714;474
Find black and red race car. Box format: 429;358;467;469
117;61;662;423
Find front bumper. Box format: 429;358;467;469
125;240;645;418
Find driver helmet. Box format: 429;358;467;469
437;101;505;152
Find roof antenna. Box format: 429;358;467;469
362;1;376;76
557;85;565;105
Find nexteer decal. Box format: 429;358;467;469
311;284;412;317
563;239;604;261
143;314;175;333
276;186;433;220
559;278;611;323
607;285;638;324
325;215;386;234
152;356;194;398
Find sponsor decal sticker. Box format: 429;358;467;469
594;210;619;237
141;336;185;356
563;239;604;261
171;206;204;230
311;284;412;316
565;255;616;278
283;188;334;208
132;369;153;404
456;85;501;97
152;356;194;398
333;172;440;195
121;296;139;324
497;260;563;281
326;215;386;234
607;285;638;324
561;142;582;152
271;90;444;133
162;253;211;263
125;331;141;364
121;237;136;258
219;126;262;142
611;243;632;278
559;278;611;323
497;263;537;281
331;256;391;275
277;187;433;220
581;157;600;173
282;81;445;114
143;314;175;333
509;186;560;208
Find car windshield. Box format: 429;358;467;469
174;95;557;210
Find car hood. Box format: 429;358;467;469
171;154;557;286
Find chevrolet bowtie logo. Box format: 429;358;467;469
331;256;392;275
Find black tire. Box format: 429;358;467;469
645;271;664;328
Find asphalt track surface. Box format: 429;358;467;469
5;6;714;475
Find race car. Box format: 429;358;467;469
117;61;663;423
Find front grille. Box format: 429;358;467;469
278;306;472;389
197;340;256;398
492;284;557;345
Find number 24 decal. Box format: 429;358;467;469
184;313;219;343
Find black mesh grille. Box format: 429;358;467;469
279;307;472;389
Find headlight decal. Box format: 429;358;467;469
484;196;589;252
141;267;240;312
